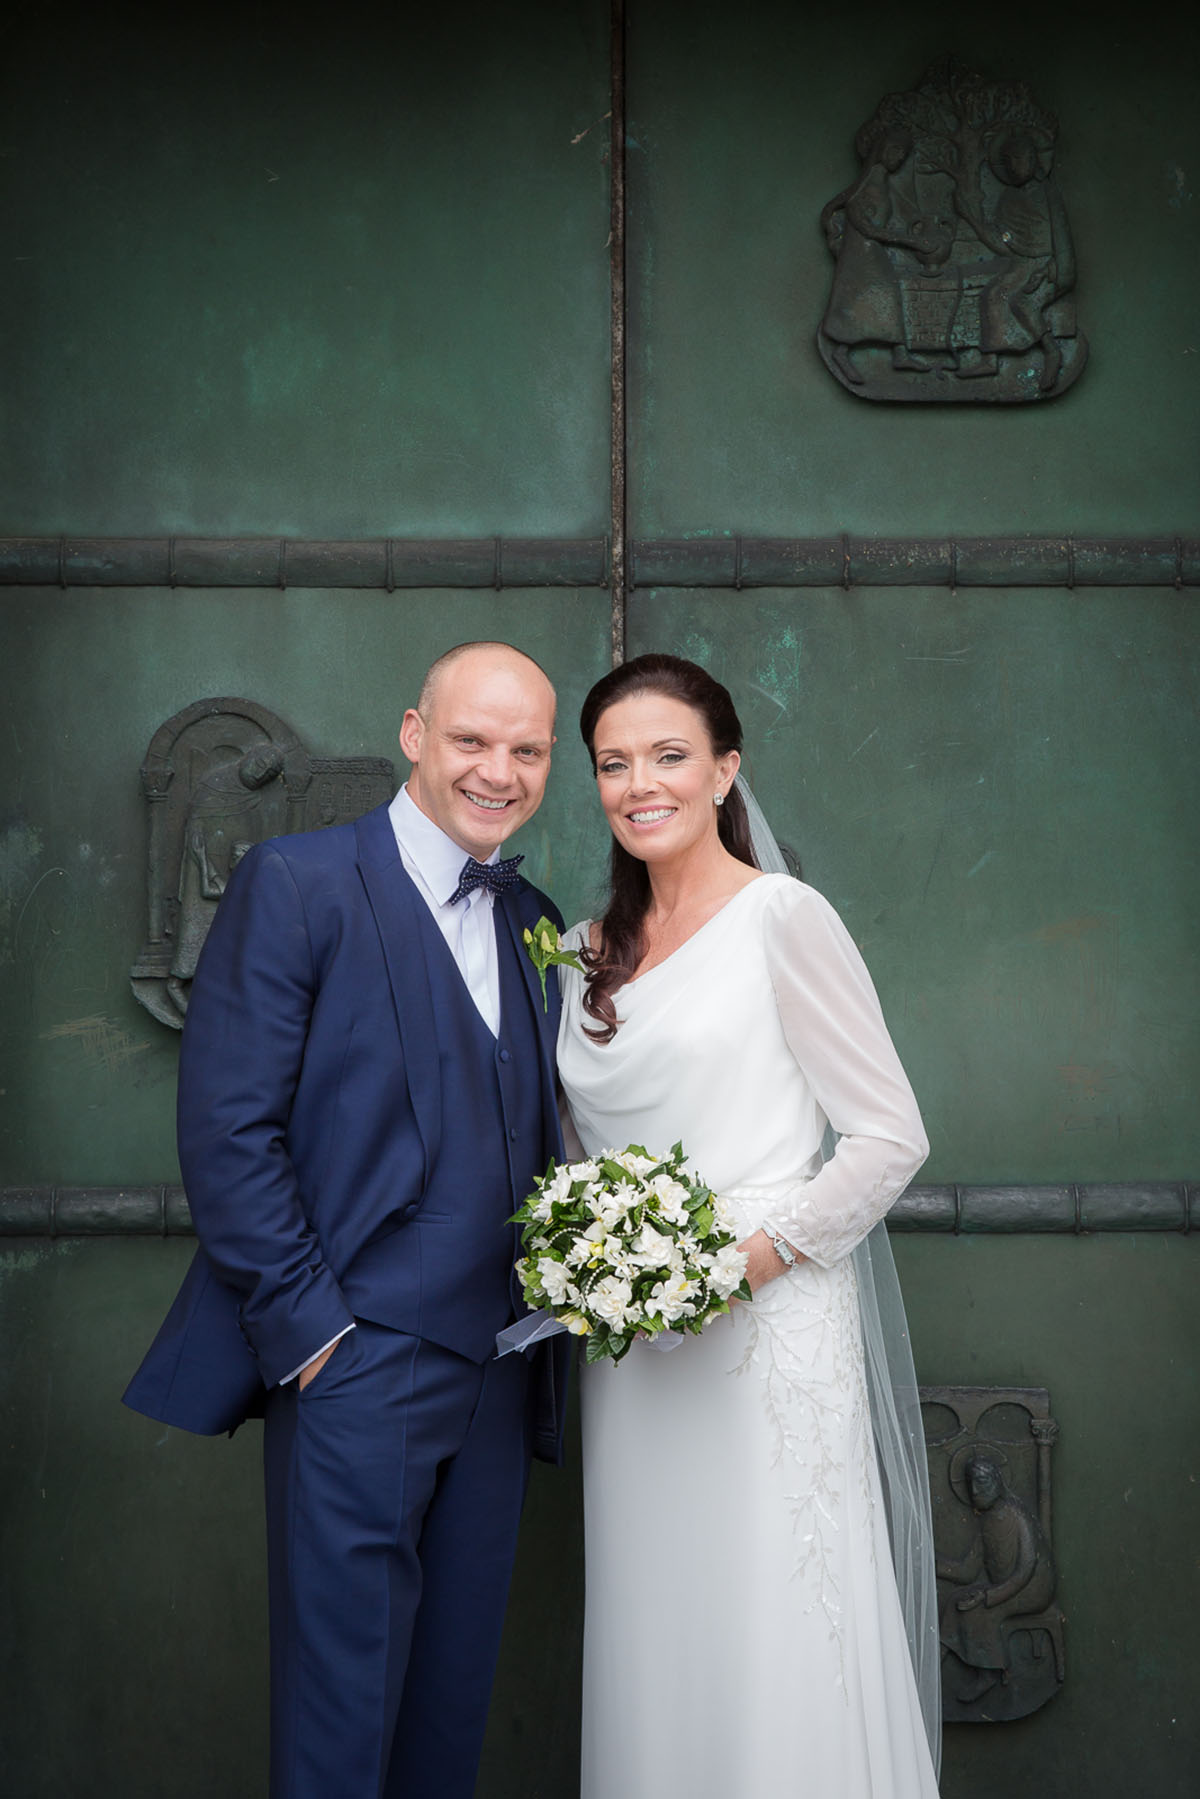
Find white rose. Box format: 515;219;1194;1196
615;1150;657;1177
644;1172;691;1224
644;1273;700;1325
566;1219;607;1267
537;1257;578;1306
711;1193;739;1233
706;1243;748;1300
590;1188;631;1227
627;1223;676;1269
542;1167;574;1205
590;1275;634;1329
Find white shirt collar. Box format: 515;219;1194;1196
388;784;499;907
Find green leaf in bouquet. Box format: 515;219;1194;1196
692;1204;713;1237
585;1330;613;1364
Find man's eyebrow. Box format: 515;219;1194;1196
442;722;553;747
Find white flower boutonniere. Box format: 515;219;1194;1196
522;914;585;1011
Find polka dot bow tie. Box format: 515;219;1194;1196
449;853;524;906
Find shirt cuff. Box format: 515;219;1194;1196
279;1322;356;1386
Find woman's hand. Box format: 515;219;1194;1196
736;1228;802;1293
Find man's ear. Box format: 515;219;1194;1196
398;708;424;766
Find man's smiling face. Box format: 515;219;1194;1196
400;647;556;859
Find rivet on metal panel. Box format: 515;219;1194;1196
278;539;288;591
841;533;851;591
493;536;503;591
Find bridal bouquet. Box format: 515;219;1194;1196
509;1142;751;1365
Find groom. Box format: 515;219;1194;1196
125;642;570;1799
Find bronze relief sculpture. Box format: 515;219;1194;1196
131;699;393;1028
818;58;1087;401
922;1385;1065;1721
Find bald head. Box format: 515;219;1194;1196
400;642;557;858
417;641;555;724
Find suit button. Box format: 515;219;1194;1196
499;1049;511;1063
509;1127;518;1140
402;1201;418;1220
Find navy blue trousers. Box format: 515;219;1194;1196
263;1321;534;1799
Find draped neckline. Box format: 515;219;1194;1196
616;872;773;994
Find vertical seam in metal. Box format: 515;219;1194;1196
609;0;627;665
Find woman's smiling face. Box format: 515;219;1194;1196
591;691;739;865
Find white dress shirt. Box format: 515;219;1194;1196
388;783;504;1036
283;785;506;1384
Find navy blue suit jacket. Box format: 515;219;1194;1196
124;802;569;1460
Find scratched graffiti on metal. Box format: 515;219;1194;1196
818;58;1087;402
130;699;393;1029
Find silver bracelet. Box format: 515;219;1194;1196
765;1226;797;1270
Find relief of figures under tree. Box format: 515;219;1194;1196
817;58;1087;402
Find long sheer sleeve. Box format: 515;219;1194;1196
759;881;928;1267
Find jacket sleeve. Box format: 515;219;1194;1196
176;842;354;1387
760;881;929;1267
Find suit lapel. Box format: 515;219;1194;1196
497;888;563;1158
354;805;442;1178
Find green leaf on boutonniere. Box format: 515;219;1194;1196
522;914;586;1011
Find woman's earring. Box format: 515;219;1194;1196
714;791;725;807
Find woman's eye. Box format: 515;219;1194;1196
659;751;684;764
598;761;625;776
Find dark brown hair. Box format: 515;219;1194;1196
579;654;758;1041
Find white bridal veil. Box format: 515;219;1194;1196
735;776;942;1776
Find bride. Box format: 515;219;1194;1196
556;653;941;1798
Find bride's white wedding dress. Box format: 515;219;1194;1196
557;873;940;1798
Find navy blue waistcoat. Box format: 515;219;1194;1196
342;897;548;1362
